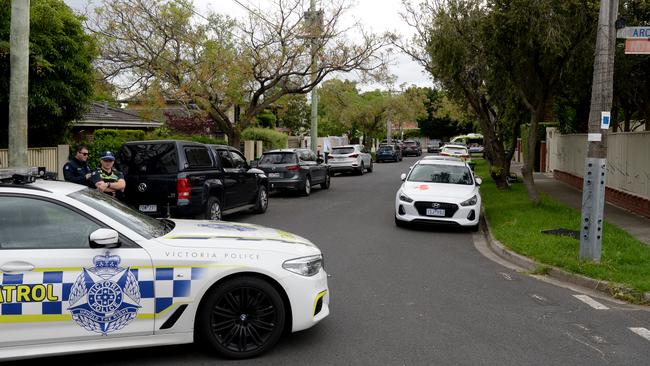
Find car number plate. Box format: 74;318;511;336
139;204;157;212
268;173;281;178
426;208;445;217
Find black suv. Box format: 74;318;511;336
117;140;268;220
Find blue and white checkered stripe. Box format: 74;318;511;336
0;267;207;317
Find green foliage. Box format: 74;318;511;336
476;159;650;299
86;129;144;167
255;109;277;129
275;94;309;133
0;0;97;147
241;128;288;150
144;127;226;145
417;88;470;140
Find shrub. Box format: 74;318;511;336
86;129;145;168
241;128;288;150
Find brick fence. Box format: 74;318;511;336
554;170;650;219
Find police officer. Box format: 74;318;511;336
63;145;93;187
92;151;126;199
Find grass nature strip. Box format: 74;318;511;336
475;159;650;302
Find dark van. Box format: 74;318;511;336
117;140;268;220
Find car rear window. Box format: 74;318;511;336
118;143;178;175
184;146;213;168
260;153;298;164
332;147;355;154
405;141;417;146
408;164;473;185
378;146;394;152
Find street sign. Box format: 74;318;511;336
617;26;650;39
625;39;650;54
601;111;611;129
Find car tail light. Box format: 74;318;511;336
440;152;449;156
287;165;300;171
177;178;191;199
349;154;359;158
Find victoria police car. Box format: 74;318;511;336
0;169;329;360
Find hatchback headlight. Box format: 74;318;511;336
283;255;323;276
399;192;414;203
460;195;478;206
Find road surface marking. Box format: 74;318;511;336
629;327;650;341
573;295;609;310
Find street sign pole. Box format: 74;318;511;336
579;0;618;262
9;0;30;169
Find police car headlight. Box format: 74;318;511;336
283;255;323;277
460;195;478;206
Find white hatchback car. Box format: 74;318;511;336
327;145;373;175
0;170;329;361
394;159;482;230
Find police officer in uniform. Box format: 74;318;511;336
92;151;126;199
63;145;93;187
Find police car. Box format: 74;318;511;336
0;169;329;360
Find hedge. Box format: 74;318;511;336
241;128;288;150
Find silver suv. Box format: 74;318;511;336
328;145;373;175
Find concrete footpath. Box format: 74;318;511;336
533;172;650;245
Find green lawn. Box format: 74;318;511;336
475;160;650;303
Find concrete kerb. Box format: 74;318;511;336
479;207;650;305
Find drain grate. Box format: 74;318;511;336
541;228;580;239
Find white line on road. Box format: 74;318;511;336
573;295;610;310
629;327;650;342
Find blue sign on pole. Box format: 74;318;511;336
601;111;611;129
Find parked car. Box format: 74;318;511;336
117;140;268;220
376;144;402;163
439;144;475;170
394;159;482;231
427;139;442;153
0;169;329;360
328;145;373;175
402;140;422;157
440;144;471;162
255;148;330;196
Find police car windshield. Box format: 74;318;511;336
69;189;173;239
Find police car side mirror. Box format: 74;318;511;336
90;228;120;248
401;173;407;181
475;177;483;186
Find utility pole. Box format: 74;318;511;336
9;0;30;168
306;0;322;154
579;0;619;262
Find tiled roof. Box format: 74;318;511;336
74;102;163;128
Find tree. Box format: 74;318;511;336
274;94;309;133
484;0;599;203
417;88;471;141
400;0;519;189
0;0;96;147
88;0;390;147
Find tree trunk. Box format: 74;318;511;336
522;108;543;204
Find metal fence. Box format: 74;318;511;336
0;145;69;178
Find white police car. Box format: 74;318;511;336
0;169;329;360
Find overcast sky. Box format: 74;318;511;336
64;0;431;91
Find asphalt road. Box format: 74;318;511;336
37;155;650;365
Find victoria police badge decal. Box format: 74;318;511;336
68;252;141;335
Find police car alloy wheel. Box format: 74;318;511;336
197;276;285;359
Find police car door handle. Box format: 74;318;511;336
0;261;35;273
